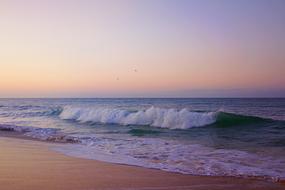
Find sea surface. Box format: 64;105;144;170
0;98;284;180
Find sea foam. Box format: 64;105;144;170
52;135;285;180
59;106;217;129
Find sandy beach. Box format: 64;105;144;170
1;0;285;188
0;135;284;190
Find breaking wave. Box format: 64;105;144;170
59;106;217;129
59;106;270;129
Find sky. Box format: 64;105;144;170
0;0;285;98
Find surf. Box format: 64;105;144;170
59;106;272;129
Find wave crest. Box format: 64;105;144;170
59;106;217;129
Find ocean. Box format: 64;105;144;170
0;98;284;180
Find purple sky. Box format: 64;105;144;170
0;0;285;97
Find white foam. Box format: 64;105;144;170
51;135;285;180
59;106;217;129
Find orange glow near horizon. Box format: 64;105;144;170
0;0;285;97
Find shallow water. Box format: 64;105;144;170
0;98;284;180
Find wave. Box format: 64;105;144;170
59;106;217;129
215;112;270;127
59;106;272;129
0;103;274;129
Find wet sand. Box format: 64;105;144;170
0;135;284;190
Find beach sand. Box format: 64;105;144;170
0;135;284;190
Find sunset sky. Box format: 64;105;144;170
0;0;284;97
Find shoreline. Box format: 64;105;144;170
0;134;284;190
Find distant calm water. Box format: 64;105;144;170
0;98;284;180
